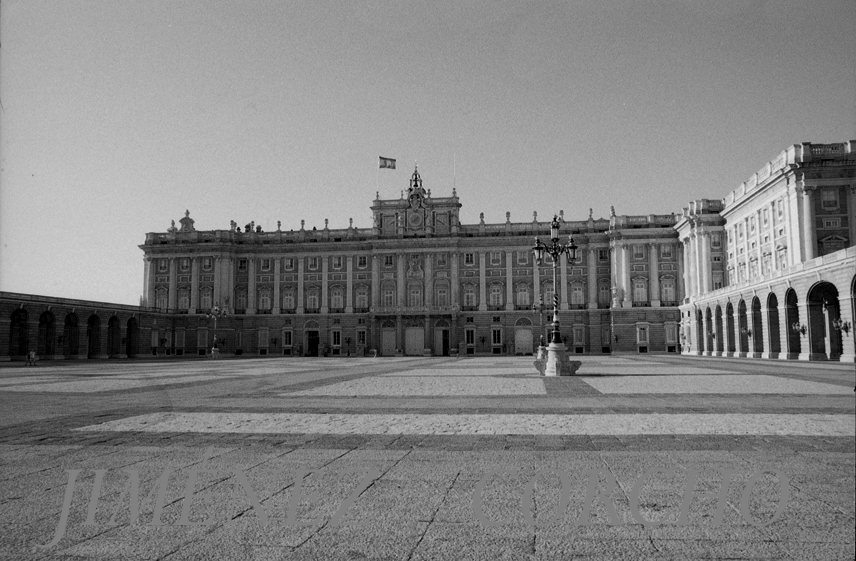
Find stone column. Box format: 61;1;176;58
681;238;691;301
587;248;597;309
505;251;514;311
621;244;631;308
424;254;433;308
397;254;406;307
559;251;569;311
801;186;817;261
532;253;541;305
273;258;281;314
610;246;620;307
648;243;660;307
168;258;177;311
478;251;487;311
321;256;329;313
247;258;256;314
144;257;155;307
692;233;702;298
371;255;380;308
760;302;773;359
778;298;795;360
213;256;221;308
699;232;710;295
296;257;305;314
786;182;803;265
345;256;354;313
450;252;460;306
190;257;199;313
770;202;779;271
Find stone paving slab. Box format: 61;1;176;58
582;374;854;395
284;376;548;396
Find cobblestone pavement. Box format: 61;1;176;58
0;356;853;560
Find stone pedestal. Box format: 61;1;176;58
537;343;582;376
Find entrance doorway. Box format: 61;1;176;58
405;327;424;356
306;330;320;357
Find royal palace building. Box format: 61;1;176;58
2;141;854;361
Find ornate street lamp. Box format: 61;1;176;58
205;304;229;358
531;294;547;346
532;215;578;375
832;318;851;335
791;322;806;336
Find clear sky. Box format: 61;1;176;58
1;0;854;305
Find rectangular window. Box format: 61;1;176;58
332;330;341;347
284;258;294;271
660;245;672;259
465;329;475;345
573;326;584;346
202;257;212;271
598;249;608;262
238;259;248;272
436;253;448;267
777;228;785;237
383;289;395;307
821;188;838;209
633;245;645;260
308;257;318;270
490;252;501;266
260;258;271;272
282;331;293;347
436;287;449;306
384;255;394;267
713;272;723;290
258;328;269;348
636;325;649;344
823;218;841;228
665;324;677;344
517;250;528;265
357;256;368;269
180;258;190;272
357;330;366;345
712;255;722;262
762;208;769;226
711;233;721;249
464;253;475;265
491;328;502;346
332;256;343;269
777;199;784;217
749;217;756;233
158;259;168;272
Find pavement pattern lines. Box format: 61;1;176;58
74;411;856;436
583;374;854;394
284;376;548;396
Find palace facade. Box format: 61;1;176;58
2;141;854;361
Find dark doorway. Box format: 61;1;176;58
87;315;101;358
126;318;139;357
9;309;29;357
107;316;121;357
38;311;56;357
784;289;801;357
442;329;450;356
307;331;320;357
64;313;79;357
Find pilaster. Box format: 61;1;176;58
505;251;514;311
168;258;177;311
190;257;199;314
273;258;281;314
648;242;660;307
321;256;329;313
478;252;487;311
247;258;256;315
559;253;568;311
297;257;305;314
587;248;597;309
345;256;354;313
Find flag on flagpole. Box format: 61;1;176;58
379;156;396;169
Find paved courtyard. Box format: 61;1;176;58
0;356;853;560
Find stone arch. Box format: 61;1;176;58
724;302;735;355
9;308;29;358
126;317;139;358
751;297;763;355
807;281;841;360
515;317;532;327
767;293;781;357
381;320;396;329
784;288;801;357
107;316;121;357
304;320;320;330
737;300;748;355
434;319;451;328
38;311;56;357
714;304;724;354
87;314;101;359
64;313;80;357
704;307;713;355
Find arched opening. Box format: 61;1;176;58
704;307;713;355
725;302;735;355
714;305;724;354
87;315;101;359
737;300;748;356
784;288;801;358
767;293;781;358
38;311;56;357
126;318;139;358
751;297;763;355
9;309;29;358
107;316;121;357
64;313;79;357
807;281;841;360
695;309;703;354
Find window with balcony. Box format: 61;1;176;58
384;255;394;267
464;253;475;265
632;279;648;304
542;283;554;307
235;290;247;311
490;252;501;266
660;278;675;303
660;245;672;259
383;288;395;307
180;258;190;272
330;287;344;310
408;285;422;307
570;283;585;306
598;282;611;305
158;259;168;272
178;288;189;310
357;256;368;269
332;256;343;269
711;233;721;249
821;188;839;210
517;250;529;265
306;291;319;310
284;258;294;271
436;286;449;307
355;287;368;309
463;285;476;307
598;249;609;262
258;289;271;311
516;284;530;307
156;288;168;310
308;257;318;270
489;284;503;307
282;290;295;310
200;288;212;311
202;257;212;271
238;259;248;272
633;245;645;260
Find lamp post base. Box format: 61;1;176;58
539;341;582;376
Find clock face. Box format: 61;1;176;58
408;211;423;229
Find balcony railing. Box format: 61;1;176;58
305;308;320;314
329;307;345;314
354;307;370;314
660;301;679;307
632;302;651;308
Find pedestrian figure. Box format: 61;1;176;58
25;351;36;366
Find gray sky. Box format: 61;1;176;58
1;0;854;305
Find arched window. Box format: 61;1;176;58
408;284;422;307
156;288;168;311
306;289;319;310
489;284;503;306
330;287;344;309
382;283;396;307
235;290;247;311
200;288;212;311
258;288;271;311
282;290;295;310
516;284;530;306
632;279;648;303
598;281;611;305
570;283;585;305
660;278;676;303
463;284;476;307
355;286;368;309
178;288;190;310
